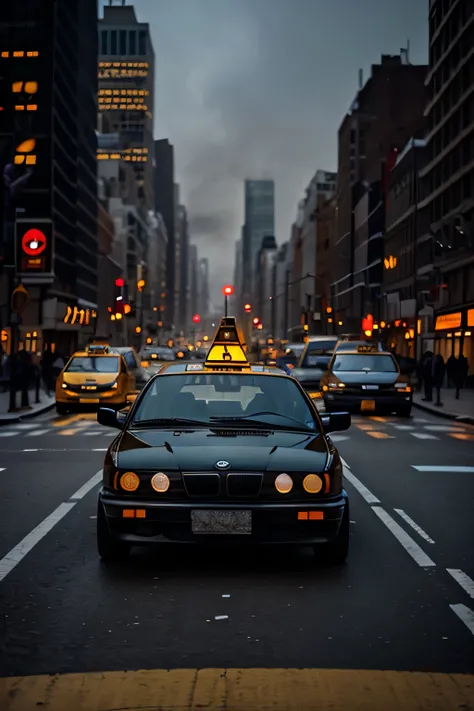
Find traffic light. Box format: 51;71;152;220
115;277;125;288
222;285;234;296
15;219;53;279
252;317;260;327
192;314;200;324
244;303;252;312
137;279;145;291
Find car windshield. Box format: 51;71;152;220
301;340;336;367
132;373;319;430
65;356;120;373
332;354;398;372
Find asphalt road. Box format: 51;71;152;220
0;405;473;710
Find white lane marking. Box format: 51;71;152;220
371;506;436;567
84;432;101;436
424;425;466;432
92;448;108;452
102;432;116;436
392;425;414;430
340;457;351;469
0;432;17;437
26;429;49;437
0;502;75;583
68;470;102;501
447;569;474;600
329;435;350;442
410;433;439;440
0;468;5;472
412;465;474;473
214;615;228;621
23;449;39;452
0;469;102;584
10;423;40;429
393;509;435;544
342;466;380;505
450;604;474;636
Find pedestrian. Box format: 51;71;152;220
421;350;433;402
432;352;446;407
452;354;469;400
446;353;456;388
41;346;55;396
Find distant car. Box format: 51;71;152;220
141;347;175;366
276;343;305;371
291;336;339;399
111;347;151;389
320;343;413;417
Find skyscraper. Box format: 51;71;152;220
243;180;275;302
154;139;176;330
98;1;155;209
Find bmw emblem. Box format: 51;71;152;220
216;460;230;470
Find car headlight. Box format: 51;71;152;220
120;471;140;492
303;474;323;493
275;473;293;494
328;382;345;389
111;381;118;389
151;472;170;492
61;383;67;389
395;383;411;392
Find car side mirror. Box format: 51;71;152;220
97;407;123;429
320;411;351;433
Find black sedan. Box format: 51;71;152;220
96;369;351;564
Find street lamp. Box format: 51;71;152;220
222;284;234;316
244;303;252;312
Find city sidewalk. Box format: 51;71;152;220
0;387;56;425
413;387;474;424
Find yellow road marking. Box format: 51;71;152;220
1;668;473;711
449;433;474;441
369;416;388;422
367;431;394;439
57;429;77;436
52;413;97;428
356;424;376;431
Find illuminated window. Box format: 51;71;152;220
25;155;36;164
24;81;38;93
27;51;39;57
26;104;37;111
13;51;24;57
1;51;9;58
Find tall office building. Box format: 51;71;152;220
154;139;176;329
243;180;275;302
98;1;155;209
0;0;99;354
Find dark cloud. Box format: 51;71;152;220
101;0;428;307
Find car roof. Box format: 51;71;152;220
332;349;395;358
156;362;286;375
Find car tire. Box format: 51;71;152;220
56;404;68;415
396;405;412;418
315;500;349;565
97;502;130;562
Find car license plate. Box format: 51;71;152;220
361;400;375;412
79;398;100;404
191;510;251;535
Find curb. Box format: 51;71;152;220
0;401;56;426
413;399;474;425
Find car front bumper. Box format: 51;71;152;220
324;391;412;412
98;489;348;545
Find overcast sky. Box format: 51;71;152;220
100;0;428;306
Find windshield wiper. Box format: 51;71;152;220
209;412;314;431
131;417;207;428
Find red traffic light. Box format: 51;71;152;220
192;314;200;324
115;277;125;288
222;284;234;296
252;317;260;326
244;303;252;312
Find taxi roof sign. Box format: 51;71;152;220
356;344;378;353
86;344;110;354
204;316;250;370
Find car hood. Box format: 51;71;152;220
335;371;399;385
116;428;330;472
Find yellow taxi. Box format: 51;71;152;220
55;344;136;415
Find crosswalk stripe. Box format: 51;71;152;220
26;429;49;436
84;432;102;436
366;431;394;439
410;433;439;440
0;432;17;437
58;429;77;436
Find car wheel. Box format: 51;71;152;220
396;406;412;418
315;500;349;565
56;403;68;415
97;502;130;561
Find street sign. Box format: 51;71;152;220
15;218;54;282
11;283;30;314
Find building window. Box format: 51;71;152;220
129;30;136;54
138;30;146;55
120;30;127;55
110;30;117;55
101;30;108;55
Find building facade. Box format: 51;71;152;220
243;180;275;302
417;0;474;370
98;2;155;209
0;0;99;356
154;138;176;330
332;53;428;335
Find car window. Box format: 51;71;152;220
65;356;120;373
332;354;398;372
301;340;336;366
133;374;319;429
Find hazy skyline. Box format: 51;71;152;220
99;0;429;306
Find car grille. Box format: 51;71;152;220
227;473;262;497
183;473;220;497
209;429;273;437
